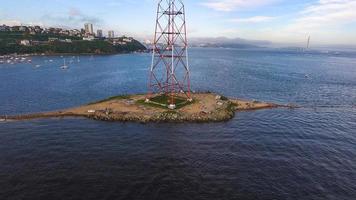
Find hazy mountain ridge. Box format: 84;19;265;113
189;37;271;48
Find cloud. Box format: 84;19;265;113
68;8;81;17
230;16;275;23
41;7;104;28
287;0;356;32
0;19;22;26
201;0;275;11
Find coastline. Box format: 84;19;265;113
0;50;148;57
0;93;297;123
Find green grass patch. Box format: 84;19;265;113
136;94;194;110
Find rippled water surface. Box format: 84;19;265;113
1;48;356;200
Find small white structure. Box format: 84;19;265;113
168;104;176;110
83;36;95;41
123;38;132;42
20;40;30;46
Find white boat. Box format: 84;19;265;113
61;58;69;69
35;64;41;68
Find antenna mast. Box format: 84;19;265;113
147;0;192;109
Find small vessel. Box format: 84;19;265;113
61;58;69;70
77;56;80;62
35;64;41;68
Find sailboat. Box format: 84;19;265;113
306;36;310;50
61;58;69;70
77;56;80;63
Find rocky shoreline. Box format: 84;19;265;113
0;93;297;123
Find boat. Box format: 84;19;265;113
35;64;41;68
61;58;69;70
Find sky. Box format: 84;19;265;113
1;0;356;46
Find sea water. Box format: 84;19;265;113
0;48;356;199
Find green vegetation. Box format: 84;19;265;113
227;102;237;112
0;32;146;55
0;32;81;42
137;94;194;109
220;95;229;101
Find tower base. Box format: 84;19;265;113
168;104;176;110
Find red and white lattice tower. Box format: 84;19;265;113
147;0;191;109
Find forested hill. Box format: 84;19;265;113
0;32;146;55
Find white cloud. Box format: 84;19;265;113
230;16;275;23
287;0;356;32
0;19;22;26
201;0;275;11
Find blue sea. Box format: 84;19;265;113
1;48;356;200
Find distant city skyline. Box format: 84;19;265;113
1;0;356;46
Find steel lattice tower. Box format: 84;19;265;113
147;0;191;108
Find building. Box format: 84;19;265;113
20;40;31;46
48;38;59;42
108;30;115;38
0;25;8;31
123;38;132;43
83;35;95;41
97;29;103;38
84;23;94;35
111;39;126;46
19;26;27;32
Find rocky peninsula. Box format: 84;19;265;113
0;93;296;123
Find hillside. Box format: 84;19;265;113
0;32;146;55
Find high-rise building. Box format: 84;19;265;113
97;29;103;38
84;23;94;35
108;30;115;38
